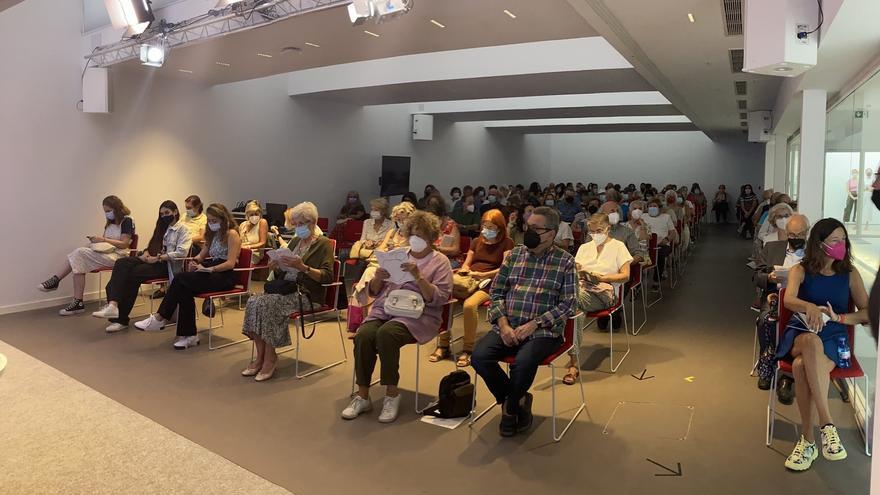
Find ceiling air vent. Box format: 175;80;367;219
740;122;748;127
729;49;744;73
735;81;747;95
740;112;748;119
722;0;743;36
737;100;748;110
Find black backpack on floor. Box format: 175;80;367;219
424;370;474;419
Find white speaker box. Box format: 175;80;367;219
412;114;433;141
83;67;110;114
748;110;772;143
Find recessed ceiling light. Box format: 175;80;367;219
364;30;380;37
687;12;695;23
774;66;793;72
215;61;230;67
178;69;193;74
430;19;445;28
503;9;516;19
304;42;321;48
257;52;273;58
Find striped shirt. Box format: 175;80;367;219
488;245;577;339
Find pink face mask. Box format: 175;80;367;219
822;241;847;261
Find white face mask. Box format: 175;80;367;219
648;206;660;217
591;232;608;245
208;222;221;232
370;210;383;221
607;212;620;225
248;215;260;225
409;235;428;253
630;209;643;220
775;216;789;230
186;209;197;218
105;211;115;221
465;204;475;213
545;199;555;207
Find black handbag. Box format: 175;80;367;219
423;370;474;419
264;277;299;295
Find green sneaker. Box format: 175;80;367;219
784;436;818;471
820;425;848;461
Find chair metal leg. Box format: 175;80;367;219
750;330;759;376
551;352;586;442
295;312;347;379
207;296;249;350
857;373;873;456
646;265;663;308
630;285;648;336
766;368;779;446
608;307;630;373
469;371;499;426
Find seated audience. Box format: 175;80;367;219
240;202;334;381
508;202;535;246
688;183;707;219
452;185;473;214
338;191;368;222
425;197;462;267
417;185;438;210
625;200;652;249
756;203;794;248
239;200;269;256
564;213;632;384
350;198;393;261
134;204;242;350
473;186;487;207
432;209;514;367
39;195;135;316
594;201;647;263
471;206;577;437
737;184;759;239
182;194;207;248
92;201;191;333
557;187;581;224
778;218;868;471
449;187;463;212
343;211;453;423
555;220;575;251
451;194;481;238
481;186;505;215
642;198;678;285
713;184;730;223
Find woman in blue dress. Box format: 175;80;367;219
779;218;869;471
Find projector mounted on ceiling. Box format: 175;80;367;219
742;0;819;77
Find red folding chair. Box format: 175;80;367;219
317;217;329;232
645;234;663;307
625;261;648;336
458;235;471;256
93;234;139;306
332;220;364;255
766;289;871;455
287;259;348;379
194;248;254;350
470;314;586;442
582;285;630;373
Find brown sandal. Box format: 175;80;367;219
562;367;580;385
428;347;450;363
456;352;472;368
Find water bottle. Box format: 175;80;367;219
836;335;851;369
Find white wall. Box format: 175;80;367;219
544;131;766;191
0;0;535;313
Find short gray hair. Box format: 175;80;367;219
290;201;318;224
532;206;560;230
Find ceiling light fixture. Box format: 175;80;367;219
430;19;446;28
178;69;193;74
138;36;167;67
215;61;230;67
688;13;695;23
257;52;273;58
304;42;321;48
774;66;793;72
364;30;380;37
503;9;517;19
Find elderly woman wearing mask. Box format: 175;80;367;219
343;211;453;423
753;203;794;257
452;194;482;238
351;198;393;262
240;202;334;381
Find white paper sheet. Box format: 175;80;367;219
420;415;469;430
375;248;414;285
266;248;301;276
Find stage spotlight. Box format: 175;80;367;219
104;0;155;35
348;0;374;25
139;37;167;67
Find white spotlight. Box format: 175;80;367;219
104;0;154;35
216;0;245;5
348;0;374;25
139;37;167;67
374;0;412;19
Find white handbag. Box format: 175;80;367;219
384;289;425;318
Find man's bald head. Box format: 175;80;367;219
787;214;810;237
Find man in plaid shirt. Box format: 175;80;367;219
472;206;578;437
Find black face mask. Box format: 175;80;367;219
159;215;175;227
788;238;805;251
565;196;574;203
587;205;599;214
523;229;542;249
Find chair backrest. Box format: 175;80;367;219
325;259;342;309
649;233;658;264
317;217;329;232
335;220;364;250
128;234;139;255
629;260;642;285
459;235;471;255
562;314;577;349
439;300;454;333
234;248;254;288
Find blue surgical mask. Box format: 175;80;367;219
105;211;115;221
648;206;660;217
482;228;498;240
207;222;221;232
295;225;311;238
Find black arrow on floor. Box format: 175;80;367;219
631;369;655;381
646;458;682;477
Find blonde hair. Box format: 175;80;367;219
391;201;416;221
587;212;610;231
767;203;793;225
290;201;319;224
245;200;262;216
369;198;391;219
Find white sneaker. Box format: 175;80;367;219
105;322;128;333
173;335;199;350
341;396;373;420
820;424;848;461
92;304;119;319
785;435;818;471
378;395;401;423
134;314;165;331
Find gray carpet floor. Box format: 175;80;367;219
0;225;870;495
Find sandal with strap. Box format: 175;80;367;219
562;367;580;386
456;352;472;368
428;347;450;363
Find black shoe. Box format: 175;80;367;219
757;376;771;390
777;375;795;405
58;299;85;316
151;288;166;299
516;393;534;433
499;412;518;437
833;378;850;403
610;313;622;332
39;275;60;292
597;316;609;331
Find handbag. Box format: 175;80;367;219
452;272;480;300
423;370;474;419
264;278;299;295
384;289;424;318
